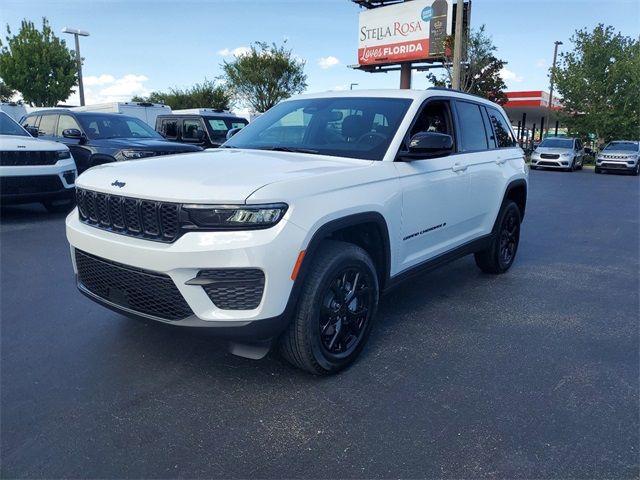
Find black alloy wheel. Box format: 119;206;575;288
499;208;519;266
474;200;521;274
319;268;373;357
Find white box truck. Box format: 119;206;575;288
72;102;172;127
0;102;28;123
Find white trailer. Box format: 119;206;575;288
0;102;28;122
72;102;172;126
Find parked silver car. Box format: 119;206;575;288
530;137;585;172
595;141;640;176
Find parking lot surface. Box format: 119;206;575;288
1;169;638;478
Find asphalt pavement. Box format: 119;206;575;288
1;169;638;478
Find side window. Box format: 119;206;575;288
409;100;454;144
161;119;178;139
480;107;497;149
38;114;57;137
22;115;40;129
56;115;81;136
126;120;149;137
182;119;205;141
455;101;488;152
487;108;516;148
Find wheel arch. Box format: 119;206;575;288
503;179;527;221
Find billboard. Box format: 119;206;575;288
358;0;454;66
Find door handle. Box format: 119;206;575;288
452;163;467;172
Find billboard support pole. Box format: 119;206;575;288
451;0;464;89
400;63;412;89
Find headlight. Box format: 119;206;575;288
56;150;71;159
118;150;157;160
182;203;288;230
561;152;574;157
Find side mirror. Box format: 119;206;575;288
401;132;454;160
25;126;39;137
226;127;242;140
63;128;84;140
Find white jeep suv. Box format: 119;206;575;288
1;112;77;211
66;89;528;374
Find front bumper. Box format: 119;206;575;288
530;156;572;169
596;158;638;171
66;210;308;333
0;159;77;204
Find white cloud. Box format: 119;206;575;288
65;73;151;105
535;58;547;68
318;56;340;69
500;67;524;84
218;46;251;57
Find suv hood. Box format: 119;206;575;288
76;148;372;204
600;149;639;157
0;134;69;152
90;138;201;151
535;147;574;155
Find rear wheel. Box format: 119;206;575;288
279;241;379;375
474;200;521;274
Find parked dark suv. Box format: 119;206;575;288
155;112;248;149
21;110;202;173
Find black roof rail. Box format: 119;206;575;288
427;86;495;102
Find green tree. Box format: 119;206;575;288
0;80;15;102
220;41;307;112
427;25;508;105
132;79;233;111
0;18;77;106
554;24;640;144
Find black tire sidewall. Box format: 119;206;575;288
495;202;521;272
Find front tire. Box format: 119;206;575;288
279;241;379;375
474;200;521;274
633;164;640;176
595;167;602;174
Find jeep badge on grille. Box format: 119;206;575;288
111;180;126;188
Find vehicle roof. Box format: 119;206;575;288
25;109;142;120
288;88;503;108
156;113;247;119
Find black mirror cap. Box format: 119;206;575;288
226;127;242;140
25;126;39;137
62;128;83;139
401;132;454;160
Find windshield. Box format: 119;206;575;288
0;112;29;137
206;117;248;144
539;138;574;149
224;97;412;161
77;114;162;140
604;142;639;152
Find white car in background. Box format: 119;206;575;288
0;111;77;212
595;141;640;176
529;137;585;171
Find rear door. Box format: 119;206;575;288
37;114;58;141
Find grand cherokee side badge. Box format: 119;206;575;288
111;180;126;188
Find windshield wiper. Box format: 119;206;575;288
257;146;319;154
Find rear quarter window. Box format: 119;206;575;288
487;108;516;148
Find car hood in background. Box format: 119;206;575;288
0;134;70;152
89;138;202;151
535;147;574;155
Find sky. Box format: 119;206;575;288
1;0;639;109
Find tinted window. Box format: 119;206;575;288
38;114;57;136
206;117;248;144
182;119;205;141
225;97;412;161
487;108;516;148
77;114;161;139
456;101;488;152
480;107;496;149
0;111;29;136
57;115;81;136
539;138;573;148
603;142;639;152
161;119;178;139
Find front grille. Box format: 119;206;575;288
0;150;59;166
76;189;181;242
197;269;265;310
602;162;627;169
540;153;560;159
538;161;560;167
75;249;193;321
1;175;63;195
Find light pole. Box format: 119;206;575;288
349;83;359;90
451;0;464;89
62;27;90;106
546;40;562;135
